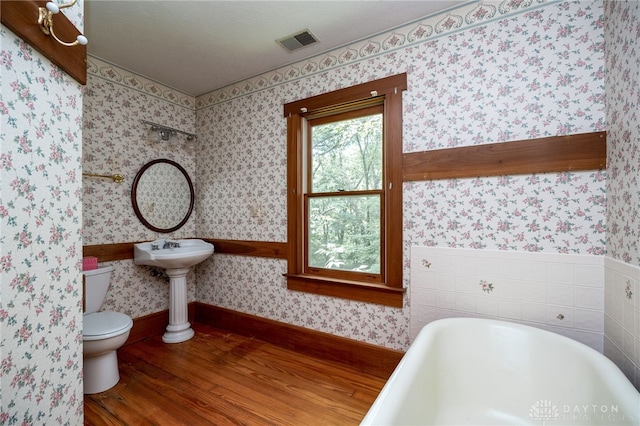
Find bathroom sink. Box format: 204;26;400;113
134;239;214;269
134;239;214;343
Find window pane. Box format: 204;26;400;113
307;195;380;273
311;114;382;193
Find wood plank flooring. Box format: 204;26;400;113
84;323;388;425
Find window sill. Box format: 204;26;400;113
285;274;405;308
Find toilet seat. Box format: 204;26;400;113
83;311;133;341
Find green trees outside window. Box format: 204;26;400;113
307;113;383;273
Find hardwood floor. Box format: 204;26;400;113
84;323;387;425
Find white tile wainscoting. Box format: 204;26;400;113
410;247;605;351
604;256;640;389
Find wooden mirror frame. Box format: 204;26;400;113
131;159;194;233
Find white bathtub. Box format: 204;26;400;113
362;318;640;425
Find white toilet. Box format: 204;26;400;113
82;264;133;394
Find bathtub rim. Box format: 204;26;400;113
361;317;640;425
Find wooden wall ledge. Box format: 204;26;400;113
84;132;607;261
403;131;606;181
83;239;287;263
1;1;87;85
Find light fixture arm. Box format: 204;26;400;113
38;1;88;47
142;120;197;140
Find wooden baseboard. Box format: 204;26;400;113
193;302;404;379
123;302;403;378
125;309;168;345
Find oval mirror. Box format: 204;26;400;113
131;159;194;233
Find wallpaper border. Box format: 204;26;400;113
85;0;559;110
194;0;559;109
87;56;196;110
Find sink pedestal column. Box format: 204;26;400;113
163;267;195;343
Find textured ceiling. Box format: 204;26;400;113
85;1;466;96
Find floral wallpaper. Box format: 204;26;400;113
405;171;606;254
603;0;640;389
194;0;605;350
1;0;635;422
1;3;85;423
83;57;196;246
605;0;640;267
83;57;198;318
81;0;637;389
98;261;195;319
195;89;287;242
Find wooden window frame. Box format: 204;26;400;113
283;73;407;307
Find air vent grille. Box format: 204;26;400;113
277;29;319;52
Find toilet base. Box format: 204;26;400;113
84;350;120;394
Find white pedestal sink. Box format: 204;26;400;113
134;239;214;343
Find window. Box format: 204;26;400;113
283;73;407;307
307;106;383;280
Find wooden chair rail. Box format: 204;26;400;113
84;131;606;262
403;131;606;181
204;239;287;259
83;239;287;262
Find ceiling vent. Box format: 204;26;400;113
277;29;319;53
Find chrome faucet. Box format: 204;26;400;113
163;240;180;249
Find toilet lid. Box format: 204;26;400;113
84;311;132;340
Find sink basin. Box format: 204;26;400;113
133;239;214;344
134;239;214;269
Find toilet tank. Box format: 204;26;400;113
82;264;114;314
